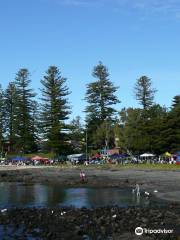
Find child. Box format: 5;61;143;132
82;171;86;182
80;170;86;183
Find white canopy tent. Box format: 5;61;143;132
140;153;155;158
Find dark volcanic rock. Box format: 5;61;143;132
0;205;180;240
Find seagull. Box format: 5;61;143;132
1;209;7;213
145;191;150;196
60;211;66;216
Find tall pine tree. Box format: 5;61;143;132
161;95;180;152
85;62;120;149
68;116;84;153
40;66;71;154
14;69;37;153
0;84;5;155
134;76;156;110
172;95;180;108
4;82;18;152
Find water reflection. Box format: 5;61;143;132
61;188;89;208
0;183;162;209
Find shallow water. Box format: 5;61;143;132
0;182;166;208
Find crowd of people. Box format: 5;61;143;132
0;151;179;166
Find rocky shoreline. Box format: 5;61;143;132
0;167;180;239
0;204;180;240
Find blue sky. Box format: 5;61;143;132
0;0;180;121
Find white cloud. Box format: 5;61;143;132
132;0;180;13
47;0;180;18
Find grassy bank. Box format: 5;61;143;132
54;163;180;171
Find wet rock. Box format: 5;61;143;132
141;217;148;223
156;213;163;218
1;173;8;177
82;234;90;240
125;209;131;214
0;205;179;239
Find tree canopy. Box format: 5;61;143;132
85;62;120;149
0;64;179;155
40;66;71;154
134;76;156;110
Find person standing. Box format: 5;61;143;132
80;170;86;183
82;171;86;182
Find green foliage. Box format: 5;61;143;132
0;84;5;150
4;82;18;152
0;65;179;156
118;105;168;154
160;96;180;152
40;66;71;154
118;107;142;152
134;76;156;110
85;62;120;149
92;120;115;149
13;69;38;153
172;95;180;108
68;116;85;153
